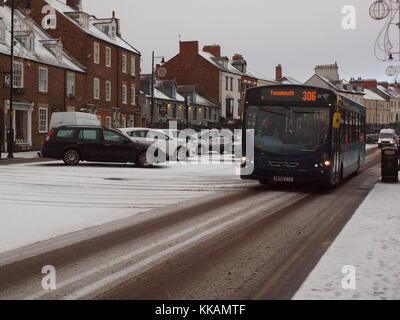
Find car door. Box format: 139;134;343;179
124;129;148;143
103;129;135;161
77;128;105;161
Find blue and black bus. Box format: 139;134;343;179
241;85;366;187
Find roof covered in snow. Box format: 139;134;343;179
377;85;400;99
363;88;387;101
0;6;85;73
44;0;140;55
199;51;243;76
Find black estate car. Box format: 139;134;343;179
39;125;158;167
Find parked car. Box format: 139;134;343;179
119;128;191;161
49;112;101;129
39;125;161;167
366;133;379;144
378;129;398;148
196;129;231;155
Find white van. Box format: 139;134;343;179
378;128;398;148
50;112;101;129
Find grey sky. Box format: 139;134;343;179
83;0;394;82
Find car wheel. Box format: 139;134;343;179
177;147;189;161
63;149;80;165
136;151;151;167
197;145;206;155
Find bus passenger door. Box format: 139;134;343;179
332;125;341;184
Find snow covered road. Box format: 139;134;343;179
0;155;256;254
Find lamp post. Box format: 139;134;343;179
150;51;165;128
7;0;31;159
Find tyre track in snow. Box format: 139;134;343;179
0;148;380;299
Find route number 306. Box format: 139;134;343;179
302;91;317;102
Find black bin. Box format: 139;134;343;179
381;147;399;183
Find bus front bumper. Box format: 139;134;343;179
241;167;331;184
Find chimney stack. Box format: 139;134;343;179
276;64;282;81
203;45;221;57
379;81;389;89
66;0;82;11
179;41;199;56
232;54;244;61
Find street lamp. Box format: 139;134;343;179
7;0;31;159
150;51;165;128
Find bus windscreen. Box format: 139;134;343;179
245;105;330;155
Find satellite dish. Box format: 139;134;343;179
386;65;397;76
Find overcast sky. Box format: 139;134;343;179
82;0;396;82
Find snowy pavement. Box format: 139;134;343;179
0;151;39;160
293;173;400;300
0;154;255;254
366;144;378;150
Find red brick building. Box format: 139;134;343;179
15;0;142;128
0;3;86;151
163;41;245;128
230;54;257;118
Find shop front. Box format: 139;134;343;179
4;100;34;152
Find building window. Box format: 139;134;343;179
67;72;75;97
94;42;100;64
18;34;35;52
105;116;112;128
38;67;48;93
94;78;100;100
0;28;5;42
131;86;136;105
122;117;127;128
226;98;233;118
225;76;229;90
105;81;111;101
13;62;24;88
105;47;111;67
230;77;233;91
209;108;212;120
238;79;241;92
38;107;48;133
122;54;127;73
122;84;127;104
131;57;135;76
203;107;207;119
238;99;241;117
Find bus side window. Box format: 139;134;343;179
343;111;347;144
350;112;354;143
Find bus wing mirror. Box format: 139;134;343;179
333;112;341;129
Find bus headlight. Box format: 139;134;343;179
323;160;332;167
241;156;247;164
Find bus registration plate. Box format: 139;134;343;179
274;176;294;182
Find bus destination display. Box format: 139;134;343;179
260;88;332;104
